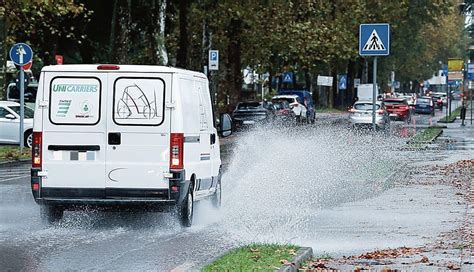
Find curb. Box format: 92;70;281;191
405;128;444;145
278;247;313;272
438;116;456;123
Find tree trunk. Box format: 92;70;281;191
0;13;6;99
109;0;119;62
221;18;243;112
176;0;188;68
347;60;356;106
329;65;336;109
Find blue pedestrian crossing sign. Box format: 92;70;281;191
359;24;390;56
282;72;293;83
9;43;33;66
339;75;347;90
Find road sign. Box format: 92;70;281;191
338;75;347;90
448;59;463;71
467;63;474;80
209;50;219;71
359;24;390;56
282;72;293;83
9;43;33;66
23;61;33;70
317;75;333;86
354;78;361;88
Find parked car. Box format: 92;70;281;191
383;98;411;122
431;95;443;110
277;90;315;123
6;82;38;109
432;92;447;105
31;64;232;227
232;101;273;130
271;100;296;123
414;96;434;115
349;100;390;130
398;95;415;106
0;101;34;148
271;95;307;123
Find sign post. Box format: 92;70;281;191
9;43;33;152
359;24;390;131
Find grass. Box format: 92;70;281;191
406;126;443;149
438;106;462;123
202;244;299;271
0;146;31;162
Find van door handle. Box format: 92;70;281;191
108;132;121;145
210;133;216;145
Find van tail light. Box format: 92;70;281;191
32;132;42;168
97;64;120;70
170;133;184;170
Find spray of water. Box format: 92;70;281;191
212;122;406;245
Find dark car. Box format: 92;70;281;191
384;98;411;121
414;96;434;115
232;102;273;129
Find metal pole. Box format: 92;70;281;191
19;66;25;152
471;87;473;125
372;57;377;131
446;79;449;119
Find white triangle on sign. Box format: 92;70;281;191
363;30;385;51
284;74;292;82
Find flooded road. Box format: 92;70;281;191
0;110;471;271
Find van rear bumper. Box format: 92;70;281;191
32;169;189;208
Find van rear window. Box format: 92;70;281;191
49;77;101;125
113;77;165;126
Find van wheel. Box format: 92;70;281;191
178;186;193;227
25;131;33;148
212;179;222;208
40;205;63;225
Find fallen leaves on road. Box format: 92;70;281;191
420;256;429;263
344;246;426;261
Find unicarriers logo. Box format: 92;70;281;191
53;84;98;92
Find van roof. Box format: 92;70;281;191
41;64;207;78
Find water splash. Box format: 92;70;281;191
215;123;406;244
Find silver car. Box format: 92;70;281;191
0;101;34;147
349;100;390;130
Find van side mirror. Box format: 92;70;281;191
219;113;232;137
5;114;16;120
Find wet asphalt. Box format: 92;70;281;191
0;102;472;271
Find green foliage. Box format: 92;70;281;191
1;0;468;108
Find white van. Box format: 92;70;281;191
31;64;232;227
356;84;379;100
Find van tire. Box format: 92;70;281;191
25;131;33;148
178;186;193;227
40;205;63;225
211;179;222;208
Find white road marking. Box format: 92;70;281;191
0;174;30;182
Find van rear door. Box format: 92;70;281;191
105;73;172;194
41;73;106;194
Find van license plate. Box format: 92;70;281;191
243;120;255;124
